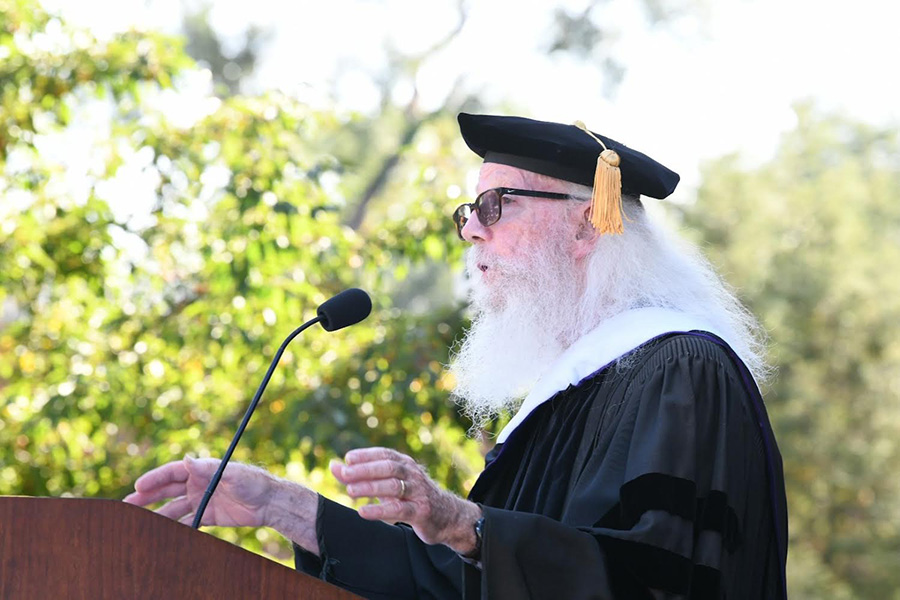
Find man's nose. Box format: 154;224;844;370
461;213;491;243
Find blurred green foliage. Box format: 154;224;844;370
2;1;899;595
0;0;482;563
683;106;900;598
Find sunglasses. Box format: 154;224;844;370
452;187;588;240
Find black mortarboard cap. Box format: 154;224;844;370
458;113;680;234
458;113;679;199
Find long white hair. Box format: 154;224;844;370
578;194;770;381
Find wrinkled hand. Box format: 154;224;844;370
123;456;275;528
331;447;482;554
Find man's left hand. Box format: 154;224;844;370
330;447;482;555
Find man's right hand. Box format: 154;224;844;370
124;456;320;554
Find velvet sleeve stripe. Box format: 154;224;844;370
620;472;696;525
598;537;724;598
689;565;724;599
697;491;742;552
595;472;742;552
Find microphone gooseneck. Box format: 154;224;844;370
191;316;321;529
192;288;372;529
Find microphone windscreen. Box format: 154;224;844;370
317;288;372;332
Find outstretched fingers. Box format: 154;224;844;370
331;447;480;550
344;475;408;500
334;458;410;484
344;447;412;467
332;448;432;523
132;460;189;495
156;495;194;522
123;481;188;507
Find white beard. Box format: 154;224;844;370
449;238;583;433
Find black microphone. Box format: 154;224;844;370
191;288;372;529
317;288;372;331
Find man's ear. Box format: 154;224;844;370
573;205;599;257
575;221;593;241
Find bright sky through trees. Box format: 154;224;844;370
41;0;900;193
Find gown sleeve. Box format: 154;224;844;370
468;335;783;599
293;495;464;599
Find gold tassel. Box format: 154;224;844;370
591;149;623;234
574;121;625;235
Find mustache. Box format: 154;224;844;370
465;247;522;276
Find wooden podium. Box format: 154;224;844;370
0;496;361;599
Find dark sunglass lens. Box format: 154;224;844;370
476;190;501;226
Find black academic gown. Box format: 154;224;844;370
295;333;788;599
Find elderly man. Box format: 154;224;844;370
125;114;788;599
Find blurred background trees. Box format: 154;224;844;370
2;0;899;595
1;0;477;559
683;108;900;597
